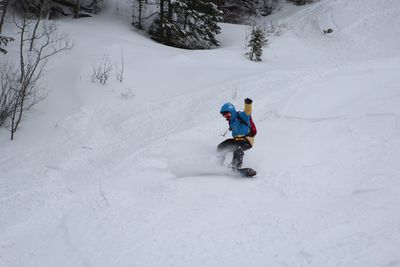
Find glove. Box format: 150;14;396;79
244;98;253;104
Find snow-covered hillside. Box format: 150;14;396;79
1;0;400;266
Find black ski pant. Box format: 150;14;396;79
217;139;252;169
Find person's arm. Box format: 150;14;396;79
244;98;252;116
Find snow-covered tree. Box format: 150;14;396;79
247;25;267;61
145;0;222;49
148;0;183;47
177;0;222;48
15;0;104;18
221;0;255;23
222;0;280;23
257;0;278;16
287;0;314;5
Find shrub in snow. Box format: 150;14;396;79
120;88;135;99
247;25;267;62
92;54;113;85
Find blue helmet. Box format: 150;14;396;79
220;102;250;137
220;102;237;115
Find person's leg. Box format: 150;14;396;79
232;147;244;169
231;140;252;169
217;139;238;165
217;139;238;152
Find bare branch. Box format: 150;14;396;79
0;62;19;127
115;48;124;83
7;18;72;140
92;54;113;85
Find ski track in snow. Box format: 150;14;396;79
1;0;400;266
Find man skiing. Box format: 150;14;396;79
218;98;256;177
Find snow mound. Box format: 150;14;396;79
275;0;400;65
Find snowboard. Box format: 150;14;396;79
171;167;257;179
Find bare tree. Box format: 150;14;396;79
0;62;19;127
131;0;148;30
0;0;11;33
74;0;81;18
9;18;72;140
29;0;51;51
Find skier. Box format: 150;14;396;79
218;98;256;177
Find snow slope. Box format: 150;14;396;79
1;0;400;266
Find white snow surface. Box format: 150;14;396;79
1;0;400;266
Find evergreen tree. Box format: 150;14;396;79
20;0;104;18
247;26;266;61
149;0;185;47
149;0;222;49
222;0;256;23
180;0;222;48
221;0;281;23
287;0;314;6
257;0;278;16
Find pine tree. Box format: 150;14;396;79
149;0;185;46
247;26;266;61
287;0;314;6
181;0;222;48
221;0;280;22
149;0;222;49
222;0;256;23
257;0;278;16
